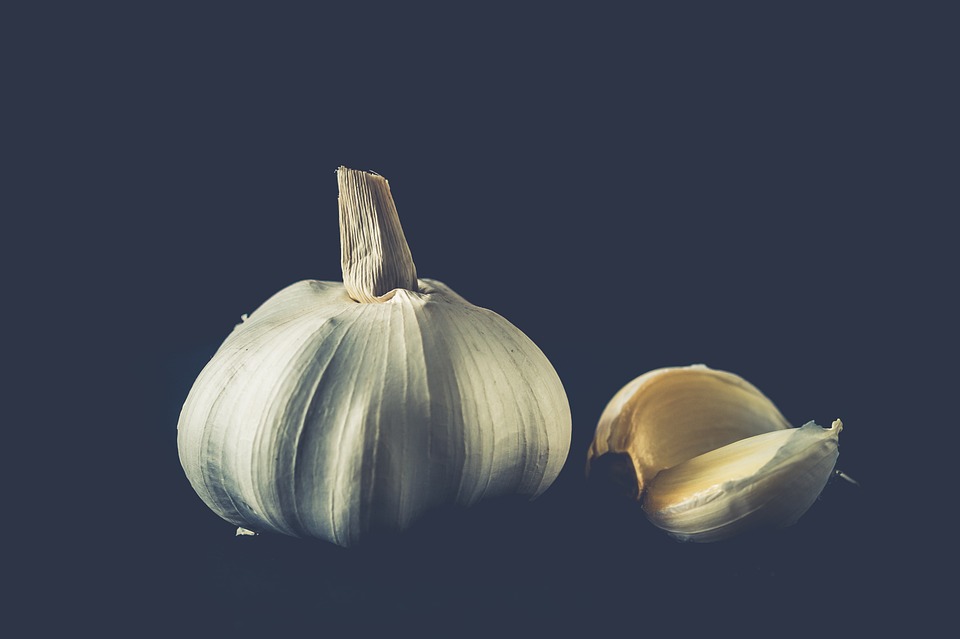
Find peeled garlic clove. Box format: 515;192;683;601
586;365;844;541
643;420;842;542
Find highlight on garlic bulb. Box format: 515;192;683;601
177;167;572;547
586;364;843;542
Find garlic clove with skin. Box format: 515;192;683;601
586;365;844;541
586;364;792;496
643;420;842;542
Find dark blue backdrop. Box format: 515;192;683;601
11;2;949;635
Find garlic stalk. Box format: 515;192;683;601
586;364;843;542
177;167;572;547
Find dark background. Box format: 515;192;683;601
9;2;953;636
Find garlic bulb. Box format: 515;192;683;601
586;364;842;542
177;167;572;547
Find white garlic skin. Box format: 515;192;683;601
177;278;571;547
587;365;842;542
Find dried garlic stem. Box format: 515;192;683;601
338;166;418;303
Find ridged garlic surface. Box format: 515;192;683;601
177;167;571;547
586;364;842;542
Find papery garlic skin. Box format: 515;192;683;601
586;365;843;541
643;421;842;542
587;365;791;494
177;168;571;547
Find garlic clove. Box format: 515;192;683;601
587;365;791;495
587;365;846;541
642;420;842;542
